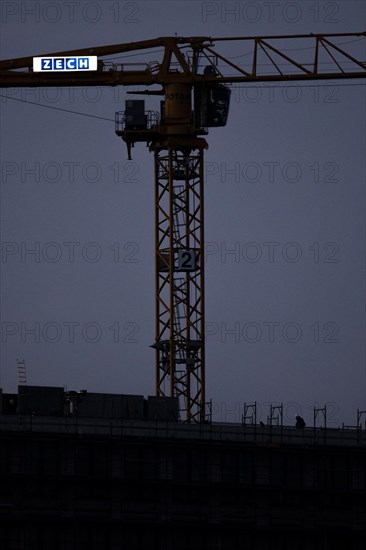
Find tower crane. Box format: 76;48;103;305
1;33;365;422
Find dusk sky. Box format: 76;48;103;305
1;0;365;426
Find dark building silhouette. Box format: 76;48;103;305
0;386;365;549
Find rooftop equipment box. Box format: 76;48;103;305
18;385;64;416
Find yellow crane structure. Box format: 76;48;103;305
1;33;366;421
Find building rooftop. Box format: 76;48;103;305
1;385;365;448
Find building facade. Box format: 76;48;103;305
0;387;365;549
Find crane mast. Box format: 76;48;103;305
1;33;365;422
152;142;206;422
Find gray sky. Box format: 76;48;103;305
1;0;366;425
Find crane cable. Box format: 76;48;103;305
0;94;114;122
0;80;365;122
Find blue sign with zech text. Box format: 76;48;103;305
33;56;98;72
